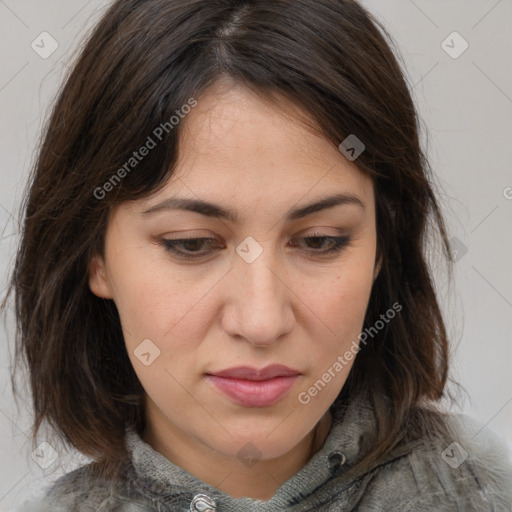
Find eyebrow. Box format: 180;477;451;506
141;193;365;222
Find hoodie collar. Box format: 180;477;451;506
124;388;394;511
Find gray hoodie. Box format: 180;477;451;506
18;390;512;511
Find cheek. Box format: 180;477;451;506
309;259;375;334
294;261;375;407
112;261;211;397
106;248;211;352
299;257;375;380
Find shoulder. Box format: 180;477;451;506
364;413;512;511
15;462;153;512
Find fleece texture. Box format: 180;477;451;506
17;390;512;511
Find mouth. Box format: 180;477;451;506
205;364;301;407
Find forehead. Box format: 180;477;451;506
171;82;371;194
126;81;375;227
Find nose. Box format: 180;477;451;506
220;241;294;346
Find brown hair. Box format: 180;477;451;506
4;0;458;482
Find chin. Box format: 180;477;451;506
212;425;305;460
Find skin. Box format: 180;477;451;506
89;79;381;501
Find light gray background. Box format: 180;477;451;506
1;0;511;509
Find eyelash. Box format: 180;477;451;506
159;232;352;260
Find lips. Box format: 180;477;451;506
206;364;301;407
208;364;300;380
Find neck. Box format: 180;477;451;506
143;407;334;501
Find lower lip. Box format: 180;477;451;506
206;375;300;407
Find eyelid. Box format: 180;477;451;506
157;227;348;243
157;230;352;261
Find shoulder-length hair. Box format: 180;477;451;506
4;0;456;481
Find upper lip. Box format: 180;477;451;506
207;364;301;381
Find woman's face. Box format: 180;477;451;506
89;81;380;466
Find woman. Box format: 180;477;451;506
5;0;511;510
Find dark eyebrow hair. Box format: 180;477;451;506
141;193;365;222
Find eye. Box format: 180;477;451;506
158;232;352;261
160;236;222;260
290;232;352;256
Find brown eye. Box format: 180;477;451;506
159;233;351;261
290;234;351;255
161;237;221;260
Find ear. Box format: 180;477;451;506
88;253;113;299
